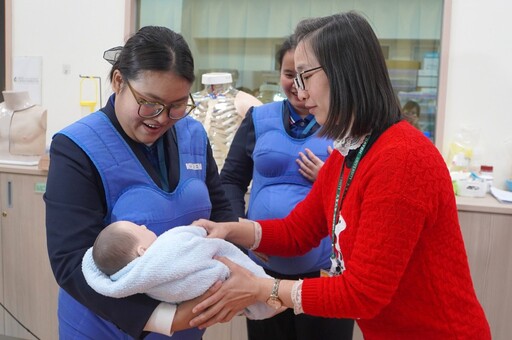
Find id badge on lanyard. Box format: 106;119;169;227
327;135;369;277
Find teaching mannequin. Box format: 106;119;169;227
1;91;47;156
234;89;262;119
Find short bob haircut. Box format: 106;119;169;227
294;11;401;140
108;26;195;85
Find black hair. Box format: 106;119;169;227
275;34;297;70
107;26;195;84
92;223;140;276
294;11;401;140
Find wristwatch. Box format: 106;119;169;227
266;278;283;309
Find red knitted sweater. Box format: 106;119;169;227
257;121;490;339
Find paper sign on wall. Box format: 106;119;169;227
12;56;42;105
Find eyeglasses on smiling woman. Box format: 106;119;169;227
293;66;323;91
126;80;196;120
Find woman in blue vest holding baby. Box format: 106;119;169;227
44;26;236;339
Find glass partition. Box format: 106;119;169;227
138;0;444;142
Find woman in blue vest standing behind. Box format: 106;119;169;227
44;26;236;339
220;35;354;340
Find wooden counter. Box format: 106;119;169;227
0;164;47;176
456;194;512;215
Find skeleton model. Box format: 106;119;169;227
191;73;261;170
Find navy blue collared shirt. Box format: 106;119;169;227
287;100;319;138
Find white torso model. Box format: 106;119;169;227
0;91;47;156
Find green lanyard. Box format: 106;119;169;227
329;135;370;274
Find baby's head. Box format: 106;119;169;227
92;220;157;276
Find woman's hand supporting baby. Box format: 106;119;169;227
189;256;273;329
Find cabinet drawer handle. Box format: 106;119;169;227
2;211;6;217
7;180;12;208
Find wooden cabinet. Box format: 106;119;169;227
456;195;512;340
0;166;58;340
459;211;512;339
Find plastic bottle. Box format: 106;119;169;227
479;165;494;192
190;72;243;170
446;128;477;172
256;83;285;104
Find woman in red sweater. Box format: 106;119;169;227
191;11;491;339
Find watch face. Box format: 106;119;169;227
266;297;282;310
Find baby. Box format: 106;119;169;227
82;220;277;320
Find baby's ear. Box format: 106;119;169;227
137;246;147;256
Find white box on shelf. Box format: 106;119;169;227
457;179;487;198
418;69;438;77
422;52;439;71
417;76;438;87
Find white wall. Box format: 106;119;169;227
9;0;512;188
443;0;512;188
10;0;128;143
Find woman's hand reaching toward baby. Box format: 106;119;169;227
189;256;267;329
192;218;256;249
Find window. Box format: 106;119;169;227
138;0;444;141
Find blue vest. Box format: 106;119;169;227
57;111;209;339
248;102;332;274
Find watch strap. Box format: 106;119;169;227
271;278;281;298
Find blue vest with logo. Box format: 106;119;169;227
248;101;332;274
58;111;209;339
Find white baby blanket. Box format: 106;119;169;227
82;225;275;320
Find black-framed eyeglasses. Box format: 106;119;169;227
293;66;323;91
126;81;196;120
